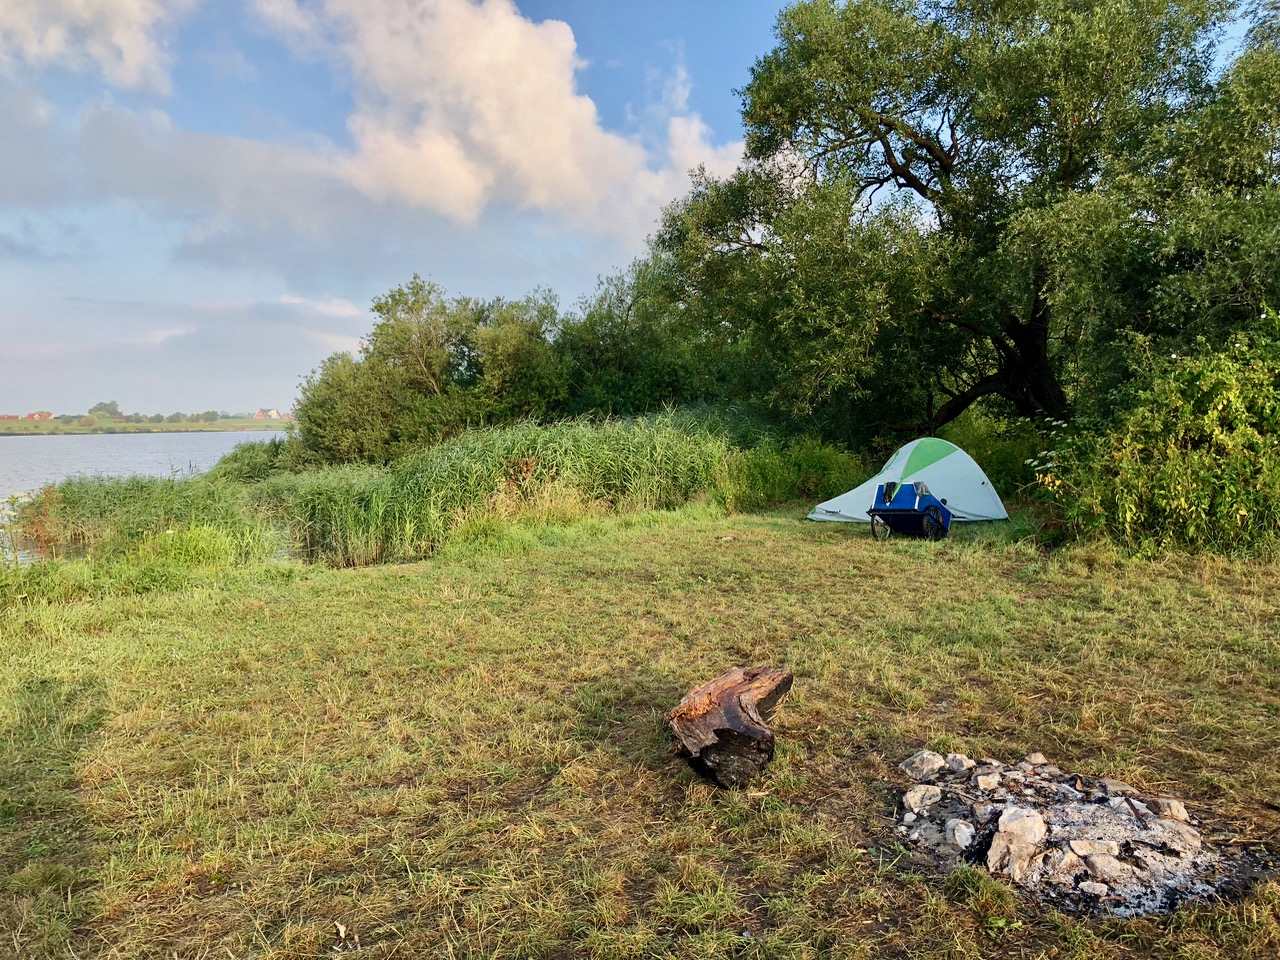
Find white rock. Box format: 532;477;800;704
902;812;917;824
1025;752;1049;766
1160;820;1202;855
903;784;943;812
1079;881;1109;897
946;753;976;773
987;807;1048;883
971;802;998;821
945;818;976;851
1147;797;1190;822
1099;778;1138;796
998;806;1048;844
900;750;947;780
1086;853;1137;885
1108;796;1151;818
974;772;1000;791
1068;839;1121;858
988;833;1037;882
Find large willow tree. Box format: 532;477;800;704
657;0;1280;438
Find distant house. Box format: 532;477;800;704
0;414;19;420
253;408;283;420
24;411;54;420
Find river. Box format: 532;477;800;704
0;430;288;502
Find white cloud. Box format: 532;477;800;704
278;294;362;317
246;0;742;238
0;289;374;411
5;0;743;257
0;0;194;92
0;89;69;206
307;330;363;353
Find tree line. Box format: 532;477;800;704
67;402;247;423
295;0;1280;469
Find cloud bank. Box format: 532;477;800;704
0;0;748;412
7;0;742;246
0;0;194;91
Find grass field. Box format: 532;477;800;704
0;419;284;437
2;506;1278;958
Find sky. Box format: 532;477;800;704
0;0;786;416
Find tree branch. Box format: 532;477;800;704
927;373;1006;428
873;128;941;203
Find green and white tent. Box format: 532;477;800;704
808;437;1008;523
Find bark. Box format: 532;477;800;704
667;666;794;788
926;293;1071;431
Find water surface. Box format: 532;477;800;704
0;430;287;502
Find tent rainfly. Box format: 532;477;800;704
808;437;1008;524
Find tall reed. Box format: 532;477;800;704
14;415;869;572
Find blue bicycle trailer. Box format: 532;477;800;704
866;481;952;541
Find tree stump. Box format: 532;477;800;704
667;666;794;788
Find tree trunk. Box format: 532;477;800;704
1002;280;1070;420
667;666;794;788
923;314;1070;434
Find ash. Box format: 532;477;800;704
896;750;1246;917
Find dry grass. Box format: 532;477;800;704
2;507;1279;958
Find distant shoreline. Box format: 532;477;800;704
0;421;289;438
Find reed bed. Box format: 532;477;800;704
263;418;739;567
9;416;868;580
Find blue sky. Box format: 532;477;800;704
0;0;784;415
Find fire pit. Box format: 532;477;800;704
895;749;1269;917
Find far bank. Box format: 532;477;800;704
0;418;287;438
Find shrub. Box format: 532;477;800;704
12;415;873;572
1048;320;1280;555
17;474;278;563
937;404;1044;493
207;437;289;483
714;437;870;511
255;465;401;567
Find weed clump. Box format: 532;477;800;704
1046;323;1280;556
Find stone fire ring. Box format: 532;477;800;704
896;749;1247;917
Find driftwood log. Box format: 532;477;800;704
667;666;794;788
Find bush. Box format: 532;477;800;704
715;436;870;511
937;404;1044;494
255;465;399;567
17;474;279;563
256;417;864;566
207;438;286;482
1048;321;1280;555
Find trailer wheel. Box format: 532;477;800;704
871;516;891;541
923;505;946;541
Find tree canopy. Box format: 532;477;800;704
293;1;1280;465
655;0;1280;441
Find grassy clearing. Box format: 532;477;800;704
2;507;1278;958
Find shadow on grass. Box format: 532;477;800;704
568;667;686;775
0;677;104;958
